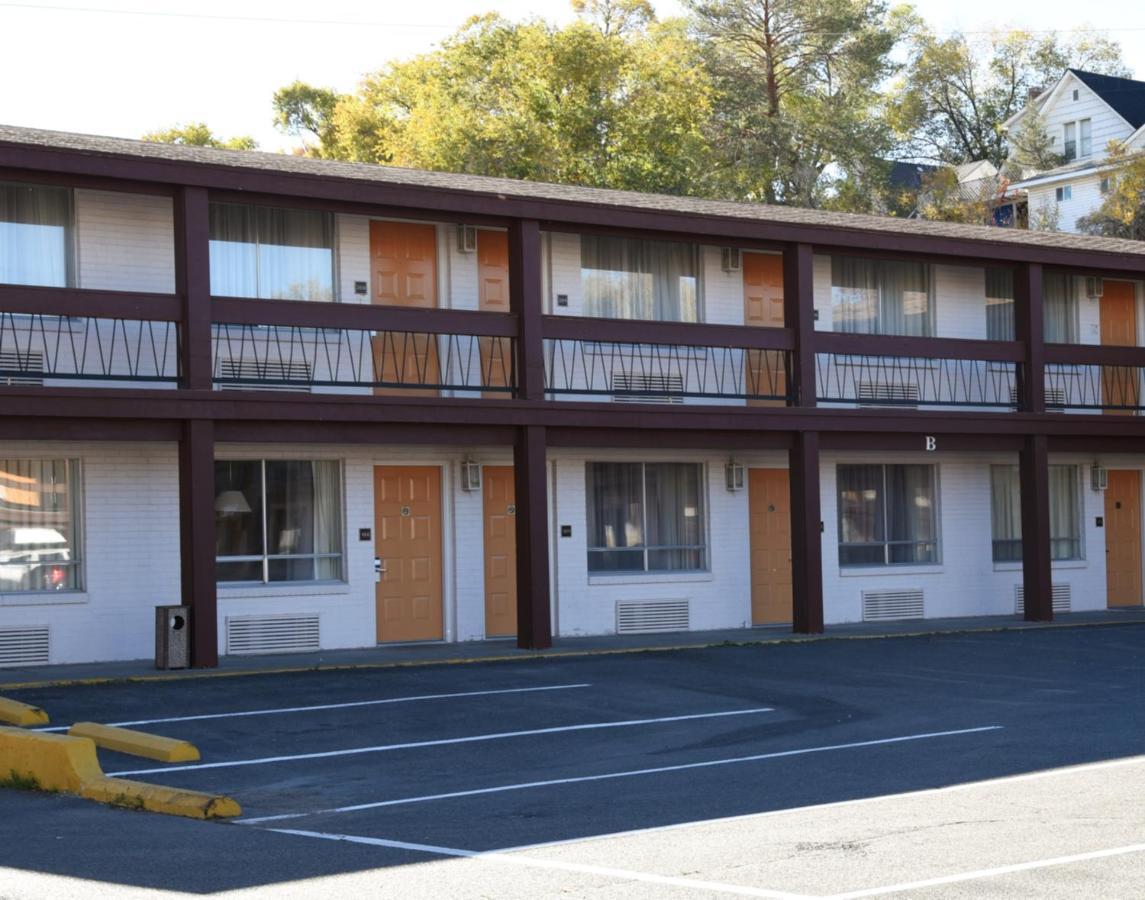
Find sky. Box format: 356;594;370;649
0;0;1143;152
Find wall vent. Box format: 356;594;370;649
616;599;690;634
218;359;312;393
1011;387;1066;408
0;350;45;387
612;372;685;404
225;614;320;655
0;625;50;667
1014;583;1071;614
857;382;920;407
862;588;925;621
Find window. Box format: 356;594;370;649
586;462;705;573
837;464;938;566
985;267;1015;341
1072;89;1079;101
1055;185;1073;202
1063;123;1077;161
0;459;80;592
0;182;72;287
215;460;343;584
209;203;335;301
830;256;932;336
1100;176;1114;195
990;465;1081;562
1079;119;1092;157
1044;272;1078;343
580;235;698;321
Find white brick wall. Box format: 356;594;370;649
75;190;174;293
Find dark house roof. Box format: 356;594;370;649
1070;69;1145;130
887;161;938;192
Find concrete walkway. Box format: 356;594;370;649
2;608;1143;690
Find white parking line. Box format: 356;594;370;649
108;707;776;777
237;725;1002;825
36;683;592;732
266;827;813;899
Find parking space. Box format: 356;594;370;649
2;624;1144;897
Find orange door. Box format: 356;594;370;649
483;466;517;637
477;230;513;398
1099;280;1139;414
1105;469;1143;607
370;221;440;397
748;468;792;624
374;466;443;642
743;253;786;406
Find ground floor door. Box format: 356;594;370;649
748;468;792;625
374;466;443;642
1105;469;1143;608
483;466;517;637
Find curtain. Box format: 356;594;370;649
831;257;930;335
985;268;1015;341
831;257;879;334
214;459;264;583
209;203;334;301
885;465;937;563
837;464;885;565
1049;466;1080;560
0;183;71;287
0;458;77;591
881;260;931;336
581;235;698;321
586;462;644;572
644;463;704;571
313;461;342;580
990;465;1080;562
1043;273;1078;343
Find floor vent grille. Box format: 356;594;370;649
616;599;690;634
0;625;50;667
862;588;925;622
612;372;685;404
1015;584;1071;614
218;359;312;393
226;614;320;655
0;350;45;386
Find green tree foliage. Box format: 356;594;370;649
891;29;1129;167
1003;104;1063;179
1077;143;1145;239
141;122;257;150
272;81;341;156
686;0;918;207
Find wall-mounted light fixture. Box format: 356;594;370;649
725;459;745;493
457;224;477;253
1092;464;1108;492
460;457;482;492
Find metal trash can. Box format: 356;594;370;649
155;605;190;670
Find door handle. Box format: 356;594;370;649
374;557;386;582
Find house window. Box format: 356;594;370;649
0;182;73;288
1100;177;1114;195
0;459;81;592
985;267;1015;341
209;203;335;301
990;465;1082;562
586;462;705;573
1072;89;1079;101
1079;119;1092;157
1055;185;1073;202
215;460;343;584
830;256;932;336
580;235;698;322
837;464;938;566
1063;123;1077;161
1044;272;1078;343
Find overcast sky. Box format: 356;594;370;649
0;0;1141;151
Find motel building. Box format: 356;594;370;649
2;125;1145;669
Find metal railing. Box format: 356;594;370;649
816;353;1019;410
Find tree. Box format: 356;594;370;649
914;166;1002;225
890;29;1129;167
272;81;341;157
1076;143;1145;239
141;122;257;150
685;0;919;208
1003;103;1062;179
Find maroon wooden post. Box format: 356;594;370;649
1019;434;1054;621
513;424;552;649
174;186;212;391
1015;262;1046;414
783;242;816;408
508;218;544;401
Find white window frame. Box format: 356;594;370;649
989;464;1084;563
836;463;940;568
0;458;83;596
1079;119;1092;158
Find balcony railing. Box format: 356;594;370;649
1043;344;1145;413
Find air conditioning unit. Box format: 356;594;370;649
457;224;478;253
1085;276;1104;299
721;247;741;272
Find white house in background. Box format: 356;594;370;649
1005;69;1145;233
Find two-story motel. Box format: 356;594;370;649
2;125;1145;668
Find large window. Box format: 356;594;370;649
0;182;72;287
837;464;938;566
0;459;80;592
1063;122;1077;161
209;203;335;301
830;257;932;336
1044;272;1078;343
990;465;1082;562
215;460;343;584
586;462;705;573
580;235;698;322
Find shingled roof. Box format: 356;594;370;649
1070;69;1145;131
3;123;1145;260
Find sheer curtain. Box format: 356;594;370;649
209;204;258;298
990;464;1080;561
881;260;931;336
581;236;698;321
831;257;879;333
1043;273;1078;343
644;463;704;571
886;465;937;563
1049;466;1080;559
831;257;931;335
837;464;884;565
313;461;342;580
985;268;1015;341
587;462;644;572
0;183;71;287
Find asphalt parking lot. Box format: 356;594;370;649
1;624;1144;898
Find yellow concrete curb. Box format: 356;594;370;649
69;722;200;763
0;726;238;819
0;697;49;727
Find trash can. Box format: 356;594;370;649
155;605;189;670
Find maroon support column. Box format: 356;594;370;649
783;242;816;407
1020;434;1054;622
789;431;825;633
180;419;218;667
508;218;544;401
513;425;552;649
174;186;212;391
1014;262;1046;414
